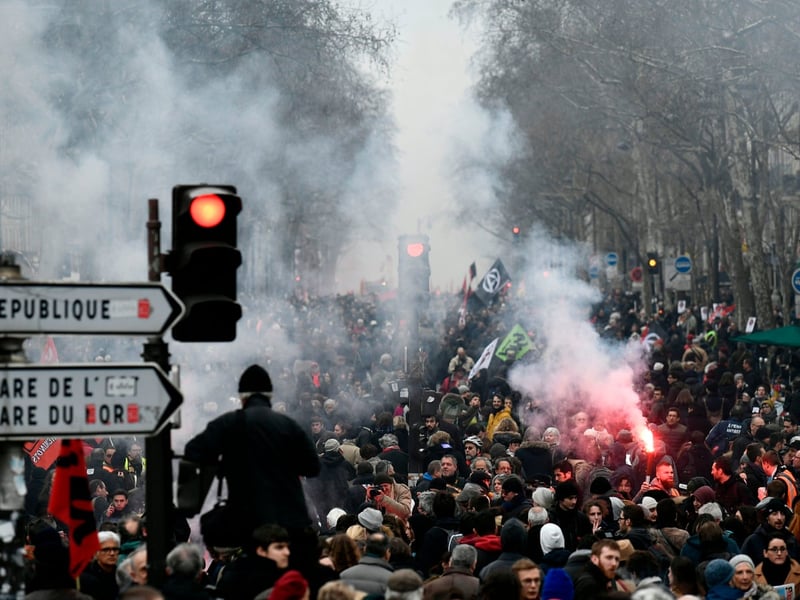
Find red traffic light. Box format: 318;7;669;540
512;226;520;235
190;194;226;228
406;242;425;257
170;184;242;342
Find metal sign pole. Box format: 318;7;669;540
143;198;171;588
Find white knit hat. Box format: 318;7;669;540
540;523;565;554
326;508;346;530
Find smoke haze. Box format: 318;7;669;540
0;2;649;449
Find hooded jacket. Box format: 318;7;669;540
439;393;466;422
478;519;528;580
460;534;502;575
486;407;513;441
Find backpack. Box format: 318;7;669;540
436;527;464;552
775;468;798;508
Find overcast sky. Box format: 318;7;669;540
338;1;503;293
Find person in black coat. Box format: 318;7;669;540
676;430;714;483
538;523;571;574
414;492;461;578
499;475;532;524
345;462;376;514
515;439;554;484
573;539;629;597
307;439;356;520
79;531;121;600
378;433;409;484
183;365;320;567
214;524;290;600
548;480;592;552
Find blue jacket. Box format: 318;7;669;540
680;532;739;563
706;583;743;600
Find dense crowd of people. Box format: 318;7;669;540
18;289;800;599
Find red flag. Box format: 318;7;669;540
48;439;99;578
23;438;61;470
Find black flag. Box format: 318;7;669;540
474;259;511;305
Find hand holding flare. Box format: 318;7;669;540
641;428;655;484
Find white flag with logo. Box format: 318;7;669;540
469;338;499;380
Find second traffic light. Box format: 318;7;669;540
398;234;430;304
646;252;660;274
168;184;242;342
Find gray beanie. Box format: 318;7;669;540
729;554;755;570
357;507;383;532
532;487;555;509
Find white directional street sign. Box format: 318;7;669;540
664;256;691;292
0;362;182;438
0;282;184;335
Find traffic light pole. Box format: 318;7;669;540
144;199;172;588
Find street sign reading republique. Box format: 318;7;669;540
0;363;182;438
0;282;184;335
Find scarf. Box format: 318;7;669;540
761;557;791;586
740;582;758;598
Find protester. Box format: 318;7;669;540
753;534;800;588
76;531;120;600
183;364;321;566
339;533;394;596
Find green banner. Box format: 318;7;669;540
495;324;533;361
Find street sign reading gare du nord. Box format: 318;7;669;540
0;363;181;438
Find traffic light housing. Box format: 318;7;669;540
398;234;430;304
646;252;660;275
168;184;242;342
512;226;521;244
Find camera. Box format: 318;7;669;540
368;486;382;499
